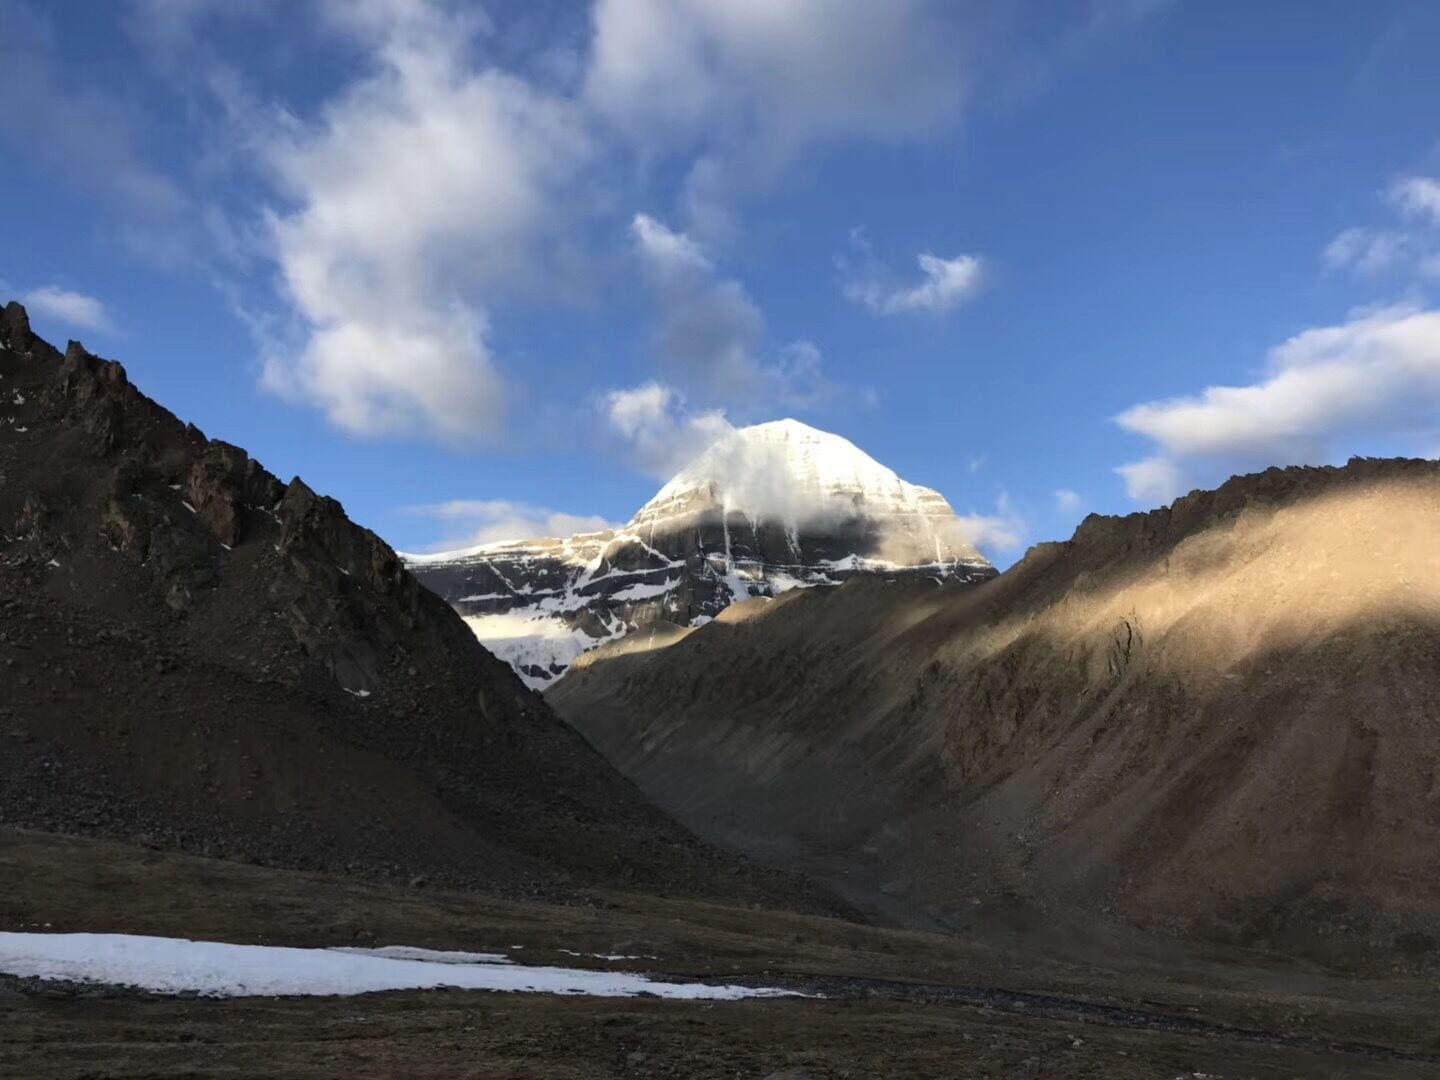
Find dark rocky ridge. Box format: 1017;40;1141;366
411;520;997;688
0;301;839;912
551;455;1440;970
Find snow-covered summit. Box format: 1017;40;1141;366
635;419;959;531
407;419;994;688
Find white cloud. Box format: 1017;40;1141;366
1114;456;1187;504
1391;176;1440;225
1323;175;1440;279
631;211;712;276
602;381;733;478
587;0;975;228
630;214;838;407
954;492;1025;555
1322;227;1411;275
839;228;984;316
1114;304;1440;503
8;0;1163;470
1053;488;1085;514
405;498;617;551
258;5;590;440
587;1;1166;236
23;286;115;334
845;252;984;316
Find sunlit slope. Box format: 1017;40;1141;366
551;459;1440;966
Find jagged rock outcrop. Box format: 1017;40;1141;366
408;419;996;687
550;457;1440;971
0;301;838;913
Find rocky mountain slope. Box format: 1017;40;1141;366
407;419;995;687
0;301;835;912
550;457;1440;969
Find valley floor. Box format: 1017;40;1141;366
3;829;1436;1079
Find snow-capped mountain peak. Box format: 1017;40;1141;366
635;419;951;529
406;421;995;688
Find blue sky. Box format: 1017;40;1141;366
3;0;1440;565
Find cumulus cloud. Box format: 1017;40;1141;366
602;381;733;478
258;4;589;440
405;498;617;552
1053;488;1085;514
839;229;984;316
1114;304;1440;503
75;0;1159;457
630;213;838;407
22;286;115;334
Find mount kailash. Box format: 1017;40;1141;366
404;419;996;687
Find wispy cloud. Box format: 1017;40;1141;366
1322;174;1440;280
1391;176;1440;225
1114;304;1440;503
587;0;978;236
23;286;115;334
1114;456;1187;504
404;498;617;552
631;213;839;408
1053;488;1085;514
954;492;1025;555
839;228;984;316
0;3;185;220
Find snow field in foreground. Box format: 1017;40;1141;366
0;933;806;1000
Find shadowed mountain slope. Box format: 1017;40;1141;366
0;301;837;913
550;457;1440;968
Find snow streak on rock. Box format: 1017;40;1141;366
406;420;995;687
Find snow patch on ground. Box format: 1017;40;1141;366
0;933;806;1000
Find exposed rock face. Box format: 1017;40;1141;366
407;420;995;687
550;457;1440;970
0;301;838;913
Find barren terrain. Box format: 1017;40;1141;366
5;829;1437;1078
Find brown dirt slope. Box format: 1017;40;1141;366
550;457;1440;968
0;301;835;913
